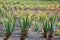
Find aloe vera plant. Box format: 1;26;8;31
32;21;39;31
19;13;33;40
39;13;45;22
48;13;56;40
38;13;48;38
2;13;16;40
49;14;55;32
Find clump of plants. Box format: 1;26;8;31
38;13;56;40
19;12;34;40
2;13;16;40
48;13;56;40
37;12;48;38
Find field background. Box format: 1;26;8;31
0;0;60;40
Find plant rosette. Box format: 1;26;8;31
19;13;32;40
2;13;16;40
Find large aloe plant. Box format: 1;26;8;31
2;13;16;40
48;13;56;33
39;13;49;38
19;14;32;31
48;13;56;40
19;13;33;40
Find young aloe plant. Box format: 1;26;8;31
19;13;33;40
48;13;56;40
39;13;49;38
32;21;39;31
39;13;45;22
2;13;16;40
